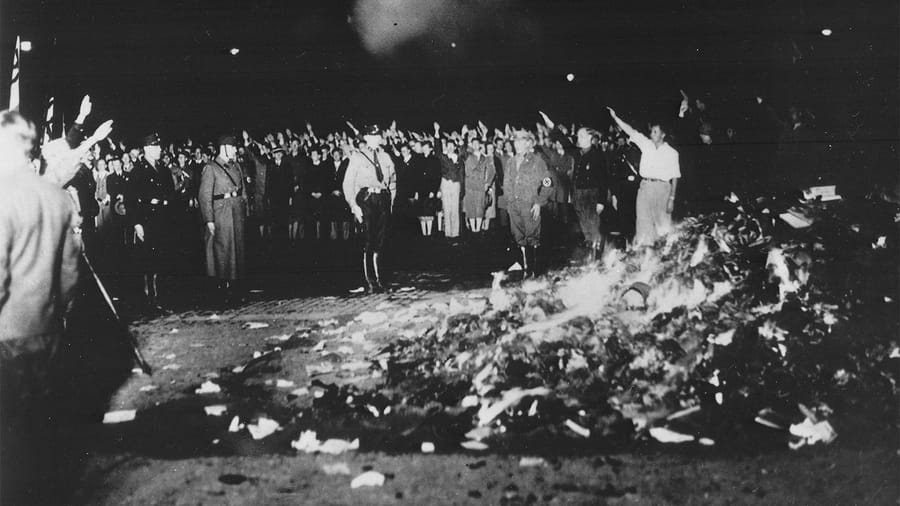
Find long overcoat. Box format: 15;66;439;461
199;156;247;280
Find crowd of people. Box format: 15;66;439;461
0;88;864;500
64;115;645;298
8;87;840;310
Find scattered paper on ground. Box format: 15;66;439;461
103;410;136;424
351;471;385;489
247;417;280;440
195;381;221;395
204;405;227;416
649;427;696;443
291;431;360;455
519;457;546;467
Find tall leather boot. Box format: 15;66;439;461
147;274;162;310
521;246;531;279
594;236;606;262
151;273;159;300
527;246;538;277
362;251;375;294
372;252;385;293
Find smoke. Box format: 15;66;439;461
351;0;517;56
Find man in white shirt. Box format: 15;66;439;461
342;125;396;293
608;107;680;246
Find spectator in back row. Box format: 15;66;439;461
463;137;495;234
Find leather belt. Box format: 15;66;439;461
642;178;671;183
213;189;242;201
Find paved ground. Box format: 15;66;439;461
77;283;900;506
4;226;898;505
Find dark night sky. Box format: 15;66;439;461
1;0;897;143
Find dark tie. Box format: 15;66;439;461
372;150;384;183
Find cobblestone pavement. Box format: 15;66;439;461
148;270;488;324
178;287;445;322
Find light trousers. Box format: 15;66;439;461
440;178;461;238
634;179;673;246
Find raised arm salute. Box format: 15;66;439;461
607;107;680;247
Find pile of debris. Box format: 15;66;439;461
151;193;896;457
300;194;898;452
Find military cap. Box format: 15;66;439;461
362;124;382;137
218;134;237;146
141;133;161;147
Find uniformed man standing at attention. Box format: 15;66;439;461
130;133;176;307
342;125;396;293
199;134;248;299
502;129;553;278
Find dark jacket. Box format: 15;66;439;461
106;172;128;202
286;152;309;192
412;153;441;198
572;147;609;201
325;158;348;195
65;165;99;222
537;146;574;203
198;157;247;280
436;139;465;183
439;153;464;183
390;153;416;200
129;157;177;230
306;161;327;196
268;158;293;209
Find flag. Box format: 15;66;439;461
8;36;20;110
43;96;55;144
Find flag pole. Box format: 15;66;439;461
8;36;20;110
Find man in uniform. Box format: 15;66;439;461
608;107;680;246
502;129;553;278
105;156;129;270
342;125;396;293
607;136;641;247
199;134;248;299
571;127;610;260
130;133;176;307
